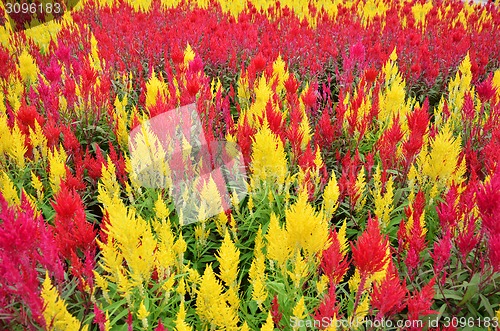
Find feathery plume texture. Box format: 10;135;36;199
251;124;288;189
320;223;350;285
285;191;330;258
41;273;88;331
266;213;291;267
352;217;389;277
249;227;268;307
371;263;407;319
477;169;500;271
0;194;63;326
196;264;238;329
18;49;39;84
1;0;500;328
322;171;340;219
406;278;436;325
216;229;240;287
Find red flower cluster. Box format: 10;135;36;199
0;194;64;328
352;217;389;277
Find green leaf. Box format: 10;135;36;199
436;303;447;320
480;294;495;317
267;281;286;296
434;290;463;301
107;298;129;325
110;324;128;331
459;273;480;306
465;302;478;317
248;299;258;315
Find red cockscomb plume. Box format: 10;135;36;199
351;217;389;277
407;278;436;329
320;230;350;285
52;186;96;260
271;295;282;325
313;284;338;329
371;262;407;319
155;320;167;331
430;229;452;277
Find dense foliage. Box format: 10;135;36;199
1;0;500;330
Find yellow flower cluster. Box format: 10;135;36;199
95;161;192;325
196;264;239;329
41;274;88;331
250;125;288;191
0;0;498;329
0;115;27;170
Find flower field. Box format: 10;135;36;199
1;0;500;329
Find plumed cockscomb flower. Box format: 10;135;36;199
155;319;167;331
487;234;500;272
0;193;64;327
476;75;496;102
320;223;349;285
52;186;96;260
436;186;459;231
407;278;436;326
351;217;389;277
477;169;500;270
313;284;338;329
93;304;108;331
477;169;500;236
271;295;283;328
430;230;452;276
285;191;330;258
371;262;407;319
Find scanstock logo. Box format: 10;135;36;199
128;104;248;225
2;0;80;32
